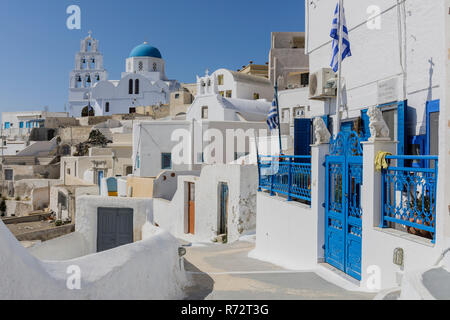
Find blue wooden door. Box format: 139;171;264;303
325;131;363;280
98;170;104;193
294;118;312;156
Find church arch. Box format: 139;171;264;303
81;106;95;117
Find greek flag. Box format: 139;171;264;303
330;2;352;72
266;96;279;130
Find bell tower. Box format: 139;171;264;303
68;31;108;116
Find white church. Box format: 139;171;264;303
68;32;180;117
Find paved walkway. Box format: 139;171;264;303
182;240;376;300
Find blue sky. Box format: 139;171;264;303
0;0;305;113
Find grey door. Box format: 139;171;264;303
97;207;133;252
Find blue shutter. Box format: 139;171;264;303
397;100;407;167
426;100;440;156
294;118;312;156
360;109;370;141
341;121;353;136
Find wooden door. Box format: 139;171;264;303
188;182;195;234
97;207;133;252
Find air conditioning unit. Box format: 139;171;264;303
309;68;337;100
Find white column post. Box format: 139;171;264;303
360;139;396;287
311;143;329;262
361;139;396;230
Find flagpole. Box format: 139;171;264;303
274;80;283;155
335;0;344;135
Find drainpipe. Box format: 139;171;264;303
189;118;194;170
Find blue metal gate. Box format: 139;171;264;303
325;131;363;280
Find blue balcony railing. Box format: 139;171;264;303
381;155;438;243
257;155;311;203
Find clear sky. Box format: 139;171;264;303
0;0;305;114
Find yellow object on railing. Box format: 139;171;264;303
375;151;393;171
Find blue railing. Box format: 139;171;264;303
381;155;438;242
258;155;311;203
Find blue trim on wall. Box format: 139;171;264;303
360;109;370;141
426;99;440;157
397;100;407;167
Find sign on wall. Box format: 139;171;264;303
377;77;399;105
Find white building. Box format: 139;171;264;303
1;111;69;156
305;0;441;152
68;33;180;117
132;67;288;178
253;0;450;293
153;164;258;243
268;32;310;89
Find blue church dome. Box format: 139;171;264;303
129;42;162;59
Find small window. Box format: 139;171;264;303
153;63;157;71
226;90;232;98
201;106;208;119
129;107;136;114
4;122;10;129
253;93;260;100
135;79;140;94
19;122;24;128
301;73;309;87
4;169;13;181
125;166;133;175
217;74;224;85
138;61;144;71
161;153;172;169
105;102;110;113
219;91;224;97
67;168;71;175
175;93;180;99
129;79;133;94
58;192;68;210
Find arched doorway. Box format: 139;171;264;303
81;106;95;117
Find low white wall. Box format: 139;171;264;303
76;196;153;254
0;220;187;299
360;140;443;290
251;192;319;270
362;227;440;290
28;232;90;261
153;164;257;243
